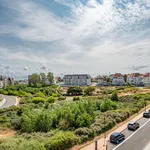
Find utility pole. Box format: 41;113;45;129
103;98;107;147
95;140;98;150
145;98;147;111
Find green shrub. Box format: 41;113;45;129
58;96;66;101
32;97;45;104
100;99;117;112
47;97;56;103
67;87;83;96
52;93;58;97
45;131;79;150
73;96;80;101
111;91;119;101
35;92;45;98
84;86;95;96
75;127;95;138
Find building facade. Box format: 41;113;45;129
112;73;125;86
0;75;9;88
143;73;150;86
127;73;144;86
63;74;91;86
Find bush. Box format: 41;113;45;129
52;93;58;97
84;86;95;96
35;92;45;98
67;87;83;96
75;127;95;138
32;97;45;104
45;131;79;150
73;97;80;101
111;91;119;101
0;138;46;150
11;117;21;130
58;96;66;101
47;97;56;103
100;99;117;112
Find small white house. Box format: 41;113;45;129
97;76;103;85
0;80;3;88
112;73;125;86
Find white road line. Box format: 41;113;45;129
112;118;150;150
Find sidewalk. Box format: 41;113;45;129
80;106;149;150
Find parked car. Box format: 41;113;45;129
110;132;125;144
143;111;150;118
128;122;139;131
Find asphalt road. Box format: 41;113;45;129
0;94;17;108
108;117;150;150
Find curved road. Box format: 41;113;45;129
0;94;17;109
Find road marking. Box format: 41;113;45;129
112;118;150;150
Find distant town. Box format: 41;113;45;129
0;72;150;88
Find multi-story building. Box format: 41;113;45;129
112;73;125;86
127;73;144;86
0;75;8;88
143;73;150;86
63;74;92;86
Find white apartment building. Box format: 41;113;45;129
0;80;3;88
63;74;91;86
0;76;8;88
143;73;150;86
112;73;125;86
127;73;144;86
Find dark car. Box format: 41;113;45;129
110;132;125;144
128;122;139;131
143;111;150;118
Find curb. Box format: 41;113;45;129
0;98;6;108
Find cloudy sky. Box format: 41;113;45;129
0;0;150;79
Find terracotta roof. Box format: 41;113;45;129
113;73;123;78
127;73;140;77
143;73;150;77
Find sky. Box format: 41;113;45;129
0;0;150;79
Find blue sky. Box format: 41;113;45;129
0;0;150;79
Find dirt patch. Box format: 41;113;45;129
0;130;16;138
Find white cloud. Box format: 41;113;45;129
0;0;150;77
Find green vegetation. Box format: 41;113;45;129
67;86;83;96
84;86;95;96
1;84;150;150
111;90;119;101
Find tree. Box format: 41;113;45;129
67;87;83;96
47;72;54;85
111;90;119;101
47;96;56;103
123;74;127;83
106;77;111;83
84;86;95;96
29;73;40;87
40;72;46;86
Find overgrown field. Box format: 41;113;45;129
0;85;150;150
